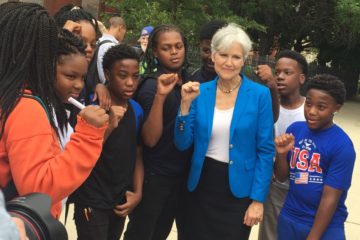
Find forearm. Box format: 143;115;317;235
142;93;166;147
274;153;289;182
10;117;106;204
104;126;115;142
268;82;280;123
307;185;342;240
132;147;144;195
180;100;192;116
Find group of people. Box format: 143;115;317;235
0;2;356;240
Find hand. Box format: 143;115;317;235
275;133;295;155
79;105;109;128
63;20;81;34
93;84;112;111
12;217;28;240
243;201;263;227
256;65;276;88
157;73;179;96
181;81;200;103
113;191;142;217
108;105;127;129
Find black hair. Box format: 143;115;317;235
53;4;101;39
102;44;140;72
276;50;308;76
57;28;86;63
199;20;228;42
0;2;65;138
143;24;189;75
306;74;346;105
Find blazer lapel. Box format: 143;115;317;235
229;76;251;140
204;79;217;139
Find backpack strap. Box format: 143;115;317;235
84;39;114;105
129;99;143;134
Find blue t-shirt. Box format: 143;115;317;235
281;121;356;228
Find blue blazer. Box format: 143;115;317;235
174;75;274;202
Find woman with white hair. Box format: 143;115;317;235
174;23;274;239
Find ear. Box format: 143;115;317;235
105;69;110;82
299;73;306;85
334;104;342;113
211;52;216;63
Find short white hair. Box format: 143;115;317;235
211;23;252;59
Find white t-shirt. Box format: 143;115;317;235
275;102;306;137
206;107;234;163
274;101;305;188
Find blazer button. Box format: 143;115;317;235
229;144;233;149
229;160;234;165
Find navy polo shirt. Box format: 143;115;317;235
136;69;192;177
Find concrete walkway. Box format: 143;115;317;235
61;98;360;240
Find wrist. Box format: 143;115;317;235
180;100;191;115
155;92;167;100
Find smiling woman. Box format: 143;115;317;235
174;23;275;240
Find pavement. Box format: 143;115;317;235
61;97;360;240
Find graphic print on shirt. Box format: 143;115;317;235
289;138;323;185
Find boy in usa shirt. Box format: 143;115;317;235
274;74;356;240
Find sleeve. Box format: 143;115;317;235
5;101;106;207
250;88;275;202
136;104;144;145
97;42;115;84
174;99;196;151
324;139;356;191
136;79;157;121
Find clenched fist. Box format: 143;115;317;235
79;105;109;128
157;73;179;96
108;105;127;129
275;133;295;155
181;81;200;103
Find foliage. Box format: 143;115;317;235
100;0;360;96
101;0;265;46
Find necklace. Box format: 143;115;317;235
217;78;242;94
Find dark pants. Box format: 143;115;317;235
74;203;126;240
123;173;184;240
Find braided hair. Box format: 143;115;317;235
0;2;64;138
143;24;189;75
54;4;101;39
57;28;86;63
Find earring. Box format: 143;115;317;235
154;57;158;65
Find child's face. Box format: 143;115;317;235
304;89;341;130
200;39;214;73
275;57;305;97
106;59;139;101
55;54;88;103
153;31;185;72
78;21;96;62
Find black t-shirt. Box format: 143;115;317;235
192;66;217;84
70;103;138;209
136;69;192;177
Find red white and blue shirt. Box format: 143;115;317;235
281;121;356;228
